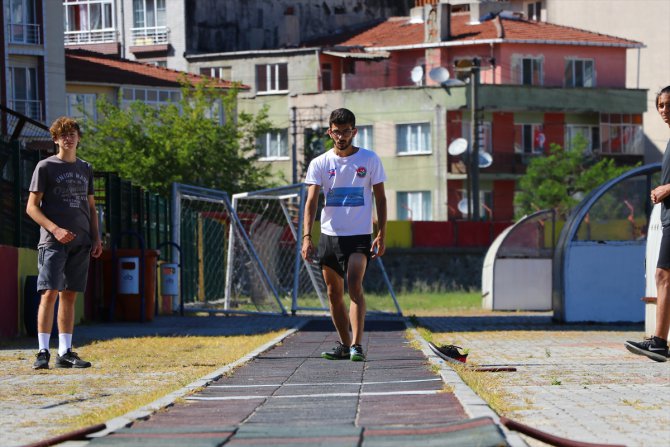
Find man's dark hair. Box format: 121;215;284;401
657;86;670;108
329;108;356;128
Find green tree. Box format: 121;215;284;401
514;135;632;219
79;79;281;196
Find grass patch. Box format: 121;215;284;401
218;290;484;316
394;291;482;316
3;332;283;437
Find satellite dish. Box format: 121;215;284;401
429;66;450;84
478;152;493;168
410;66;424;85
448;138;468;156
457;199;469;215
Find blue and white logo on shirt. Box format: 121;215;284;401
326;187;364;207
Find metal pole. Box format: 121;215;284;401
291;106;297;184
470;59;481;220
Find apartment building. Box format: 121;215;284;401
62;0;411;71
2;0;65;125
188;0;646;222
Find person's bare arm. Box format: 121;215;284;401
88;195;103;258
372;182;387;258
26;191;76;244
302;184;320;260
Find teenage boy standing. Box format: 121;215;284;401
302;108;387;362
27;117;102;369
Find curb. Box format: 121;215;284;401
87;319;309;439
404;320;529;447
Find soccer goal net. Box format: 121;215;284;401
230;184;401;315
172;183;286;315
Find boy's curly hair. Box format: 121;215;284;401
49;116;82;140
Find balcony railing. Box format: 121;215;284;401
7;23;41;45
130;26;169;46
8;100;43;122
64;29;118;45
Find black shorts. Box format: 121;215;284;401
658;225;670;269
316;234;372;278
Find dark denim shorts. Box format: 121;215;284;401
37;243;91;293
658;225;670;269
316;234;371;278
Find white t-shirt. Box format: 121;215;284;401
305;147;386;236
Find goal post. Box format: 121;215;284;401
171;183;287;315
230;184;402;316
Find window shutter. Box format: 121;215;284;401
278;63;288;90
256;65;267;92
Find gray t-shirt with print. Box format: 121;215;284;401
29;155;95;246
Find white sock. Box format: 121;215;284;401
38;333;51;351
58;333;72;356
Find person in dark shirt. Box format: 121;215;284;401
27;117;102;370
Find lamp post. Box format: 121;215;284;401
469;58;481;220
430;58;485;221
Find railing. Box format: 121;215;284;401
7;23;41;45
64;29;118;45
7;100;43;123
130;26;169;46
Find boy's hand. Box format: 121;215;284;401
91;239;103;258
53;227;76;244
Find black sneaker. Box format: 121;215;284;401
321;342;350;360
55;349;92;368
350;344;366;362
625;336;669;362
435;344;469;363
33;349;50;370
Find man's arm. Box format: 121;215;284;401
372;182;387;258
26;191;77;244
301;184;320;260
88;195;103;258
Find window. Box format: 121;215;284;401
527;1;542;20
257;130;288;159
352;125;373;150
514;124;545;154
397;191;432;221
200;66;232;80
512;56;543;85
565;59;594;87
256;63;288;93
133;0;165;28
9;0;39;44
132;0;167;44
8;66;41;120
599;114;643;155
67;93;97;120
565;125;599;153
397;123;431;154
64;0;115;44
321;63;332;91
121;87;180;108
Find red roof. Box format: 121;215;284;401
334;13;641;48
65;49;248;89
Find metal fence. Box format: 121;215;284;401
0;105;170;252
93;172;171;252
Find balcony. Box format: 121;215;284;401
448;151;539;176
8;100;43;122
129;26;169;55
7;23;41;45
64;29;117;45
